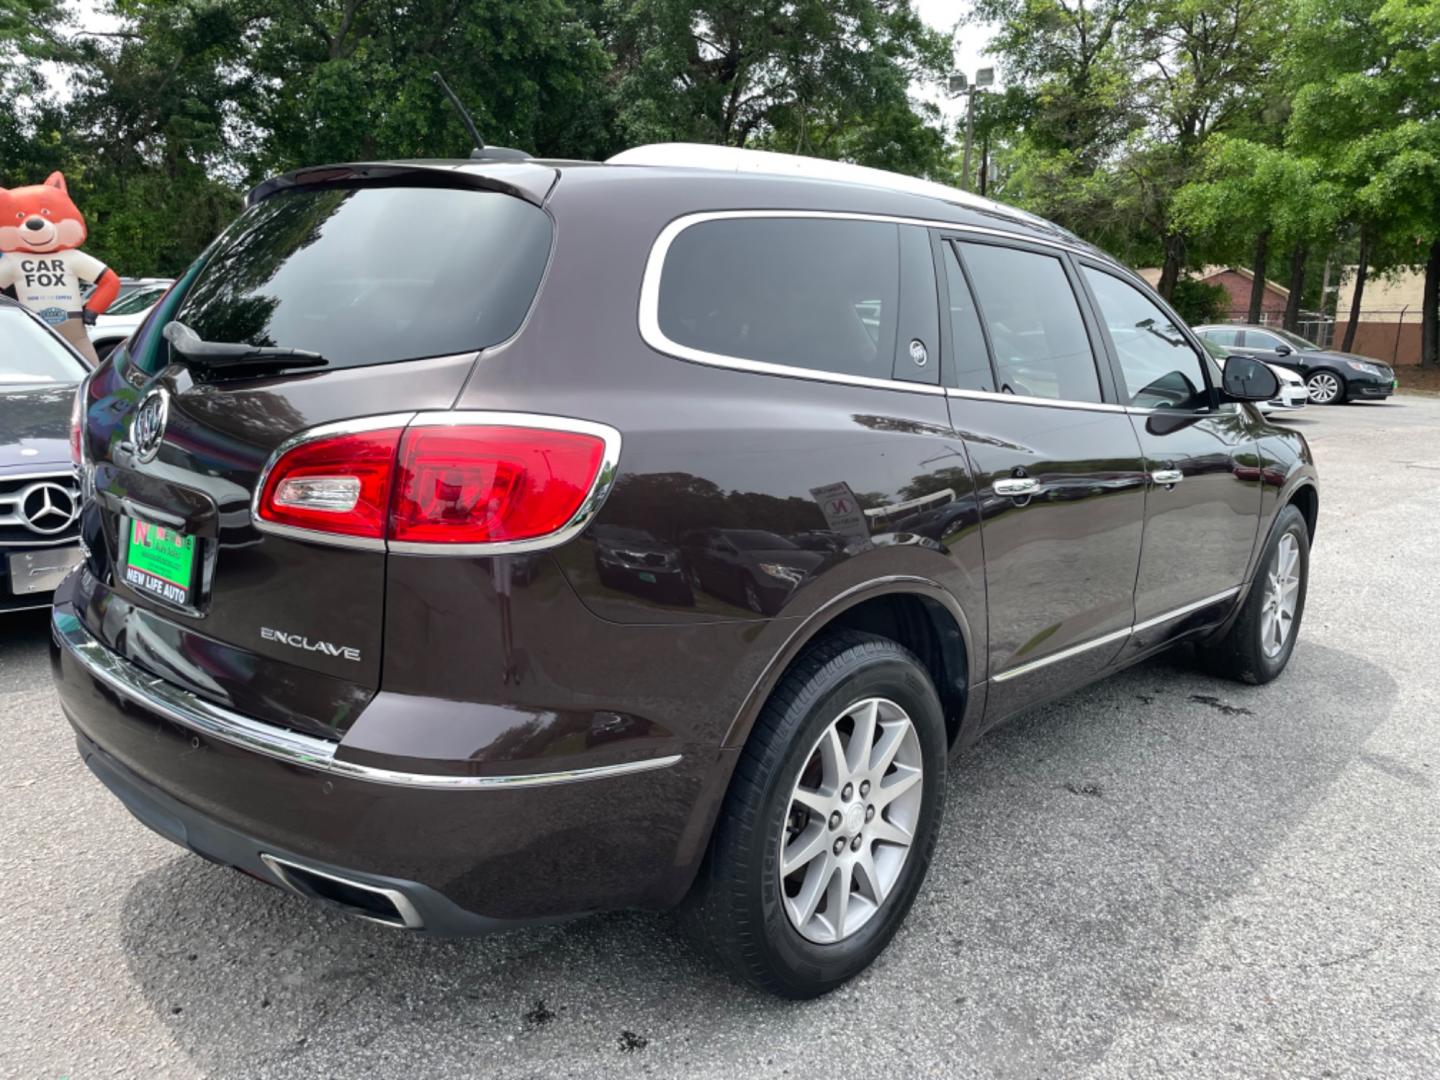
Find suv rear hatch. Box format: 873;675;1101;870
74;163;555;739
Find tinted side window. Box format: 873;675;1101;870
1245;330;1281;349
959;243;1101;403
658;218;899;380
1082;267;1210;410
1203;326;1240;347
941;243;995;392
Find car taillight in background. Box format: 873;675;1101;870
254;413;620;552
69;378;87;467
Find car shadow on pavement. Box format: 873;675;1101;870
115;640;1396;1079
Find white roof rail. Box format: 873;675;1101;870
605;142;1038;223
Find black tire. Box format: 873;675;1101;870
1196;504;1309;684
682;630;947;998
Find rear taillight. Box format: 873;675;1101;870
256;426;402;541
69;379;86;467
253;413;618;552
391;424;608;546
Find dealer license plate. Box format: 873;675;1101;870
121;517;197;607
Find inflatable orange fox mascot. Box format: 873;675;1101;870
0;172;119;364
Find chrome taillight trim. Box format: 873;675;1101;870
54;607;680;789
250;410;622;557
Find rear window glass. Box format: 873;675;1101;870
169;186;551;370
657;217;899;380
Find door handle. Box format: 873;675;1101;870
994;477;1041;498
1150;468;1184;486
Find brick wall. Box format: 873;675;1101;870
1208;270;1288;317
1332;320;1422;365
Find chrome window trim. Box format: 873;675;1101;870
945;387;1130;414
637;209;1091;397
252;410;623;557
991;587;1242;683
54;607;680;789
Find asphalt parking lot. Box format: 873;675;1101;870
3;396;1438;1080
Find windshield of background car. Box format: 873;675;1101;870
0;311;88;384
1271;327;1318;351
167;184;553;370
107;287;168;316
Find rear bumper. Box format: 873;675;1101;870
51;591;728;928
74;729;531;934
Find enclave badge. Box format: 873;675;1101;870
261;626;362;662
131;388;169;464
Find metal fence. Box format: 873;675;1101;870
1215;309;1420;363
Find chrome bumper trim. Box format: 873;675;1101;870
53;607;681;789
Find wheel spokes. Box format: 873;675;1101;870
847;699;878;775
779;696;924;944
872;763;922;811
782;822;831;876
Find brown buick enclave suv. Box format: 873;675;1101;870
52;143;1317;997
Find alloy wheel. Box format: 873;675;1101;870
1306;372;1341;404
778;697;923;944
1260;532;1301;658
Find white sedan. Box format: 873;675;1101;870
1202;337;1307;414
86;280;172;360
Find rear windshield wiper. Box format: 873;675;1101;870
163;321;329;373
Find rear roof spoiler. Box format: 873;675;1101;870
246;160;559;208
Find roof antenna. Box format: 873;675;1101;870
432;71;486;152
431;70;531;162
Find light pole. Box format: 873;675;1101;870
947;67;995;193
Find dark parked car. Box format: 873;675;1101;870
1;297;87;611
679;528;829;615
53;144;1317;998
1194;323;1396;404
592;524;693;605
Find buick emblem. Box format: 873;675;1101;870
132;388;169;464
19;482;79;536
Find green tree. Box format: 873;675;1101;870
1172;136;1340;327
1288;0;1440;363
602;0;952;174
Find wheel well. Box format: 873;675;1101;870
821;593;969;747
1288;483;1318;541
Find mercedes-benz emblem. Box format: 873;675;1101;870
132;388;169;464
19;482;79;536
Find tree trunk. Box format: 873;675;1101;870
1422;236;1440;369
1158;233;1186;301
1341;227;1371;353
1283;243;1307;331
1247;229;1271;323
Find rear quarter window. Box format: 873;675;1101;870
164;185;552;370
655;217;900;381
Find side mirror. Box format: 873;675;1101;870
1274;343;1292;356
1222;355;1280;402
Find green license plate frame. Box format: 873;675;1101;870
120;516;198;608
